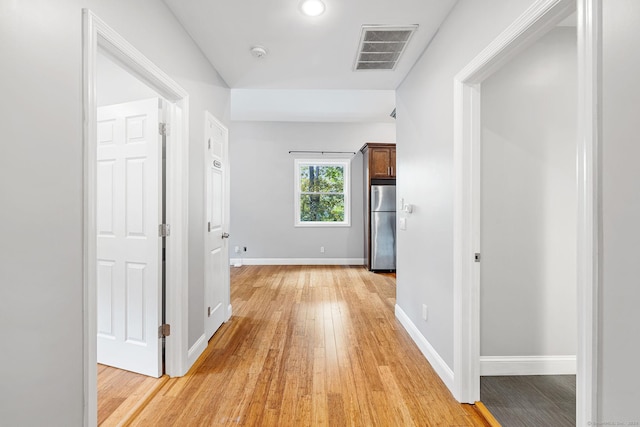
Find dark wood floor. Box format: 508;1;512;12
126;265;490;426
481;375;576;426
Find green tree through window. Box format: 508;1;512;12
295;159;351;226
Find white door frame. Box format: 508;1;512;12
82;10;190;426
452;0;600;425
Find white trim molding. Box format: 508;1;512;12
452;0;589;408
576;0;601;425
82;11;98;425
480;355;577;376
395;305;454;391
83;9;190;426
230;258;365;266
187;334;208;369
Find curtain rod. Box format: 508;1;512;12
288;150;356;155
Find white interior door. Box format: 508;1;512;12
96;98;163;377
205;112;229;340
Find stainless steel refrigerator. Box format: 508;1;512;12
370;184;396;270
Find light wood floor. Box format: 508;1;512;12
98;364;166;426
106;265;490;426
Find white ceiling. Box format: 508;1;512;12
163;0;458;90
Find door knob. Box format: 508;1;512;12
222;232;230;239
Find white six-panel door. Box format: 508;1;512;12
96;98;163;377
205;113;229;340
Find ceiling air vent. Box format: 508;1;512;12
354;25;418;71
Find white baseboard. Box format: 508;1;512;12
226;304;232;321
187;333;207;370
395;304;455;393
480;355;577;376
229;258;365;266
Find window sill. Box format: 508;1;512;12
294;222;351;228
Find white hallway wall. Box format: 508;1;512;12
2;0;638;423
601;0;640;420
396;0;640;420
229;121;395;262
480;28;577;361
0;1;229;425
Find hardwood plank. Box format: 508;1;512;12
97;364;165;426
128;265;491;426
473;402;501;427
108;376;169;427
326;392;347;426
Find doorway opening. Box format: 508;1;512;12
95;49;168;424
478;17;577;425
83;10;190;426
96;50;167;377
452;0;600;425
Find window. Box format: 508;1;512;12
294;158;351;227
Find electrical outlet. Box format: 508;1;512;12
234;246;240;254
422;304;428;321
320;246;325;253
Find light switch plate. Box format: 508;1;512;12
399;217;407;230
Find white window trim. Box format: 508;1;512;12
294;158;351;227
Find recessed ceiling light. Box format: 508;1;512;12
300;0;325;17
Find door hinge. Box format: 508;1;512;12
474;253;481;262
159;122;169;136
159;324;171;338
159;224;171;237
207;222;211;232
207;306;211;317
208;138;211;150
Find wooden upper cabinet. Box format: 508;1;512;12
362;143;396;179
390;148;396;178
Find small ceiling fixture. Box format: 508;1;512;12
299;0;325;17
250;45;268;59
